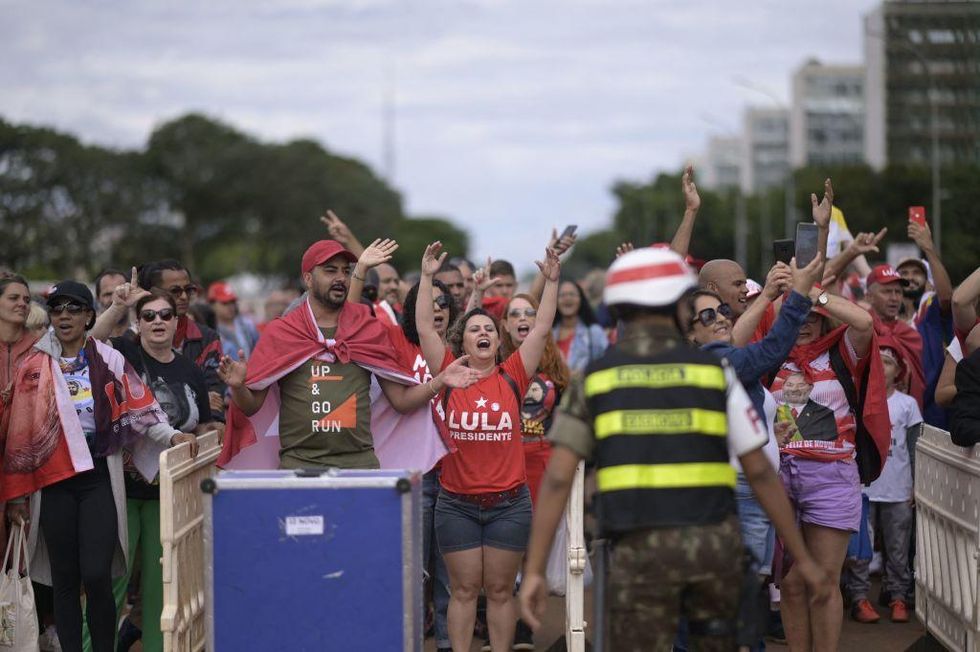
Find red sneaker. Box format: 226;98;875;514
890;599;910;623
852;599;881;623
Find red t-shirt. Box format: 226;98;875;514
438;349;531;494
385;323;453;422
557;334;573;360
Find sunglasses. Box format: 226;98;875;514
48;303;88;315
165;284;198;298
140;308;176;323
508;308;537;319
692;303;733;327
433;295;451;309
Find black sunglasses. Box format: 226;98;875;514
692;303;733;327
165;284;198;298
140;308;176;323
49;303;88;315
433;295;451;309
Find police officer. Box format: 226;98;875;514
518;248;831;651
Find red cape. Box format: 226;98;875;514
216;300;410;467
871;312;925;409
786;325;891;483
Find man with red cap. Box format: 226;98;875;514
216;239;480;472
208;280;259;361
866;264;925;409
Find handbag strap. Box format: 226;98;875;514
16;524;29;577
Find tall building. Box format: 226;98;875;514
864;0;980;168
698;136;742;190
741;107;790;194
790;59;866;167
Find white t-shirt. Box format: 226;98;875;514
62;359;96;435
865;391;922;502
730;386;780;473
724;365;769;460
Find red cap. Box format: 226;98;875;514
207;281;238;303
301;240;358;275
867;264;909;288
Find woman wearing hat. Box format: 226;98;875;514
3;280;194;652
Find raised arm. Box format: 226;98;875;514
909;220;952;311
952;266;980;334
417;241;451;373
811;285;875;357
90;266;148;341
217;349;269;417
810;178;834;279
347;238;399;304
378;357;481;413
670;165;700;257
530;228;577;301
730;262;791;347
465;257;498;313
824;228;887;286
320;210;365;258
520;248;561;379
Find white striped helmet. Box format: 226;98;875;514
603;247;698;307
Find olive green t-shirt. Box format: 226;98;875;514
277;327;378;469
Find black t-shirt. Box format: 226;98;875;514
112;337;211;499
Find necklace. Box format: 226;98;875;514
59;348;88;374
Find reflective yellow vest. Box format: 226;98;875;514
585;346;736;535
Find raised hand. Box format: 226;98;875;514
848;227;888;256
908;221;936;253
217;349;248;389
320;210;354;244
473;257;500;293
615;242;635;259
112;266;151;308
439;355;482;388
791;252;824;296
682;165;701;212
170;432;199;458
358;238;399;269
420;241;447;277
549;227;578;257
811;178;834;228
763;262;792;301
535;247;561;283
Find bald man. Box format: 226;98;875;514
700;259;749;318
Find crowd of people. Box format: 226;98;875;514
0;167;978;652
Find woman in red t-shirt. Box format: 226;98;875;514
500;293;569;505
416;242;560;652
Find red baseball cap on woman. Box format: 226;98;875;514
301;240;358;275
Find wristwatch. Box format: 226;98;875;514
816;291;830;306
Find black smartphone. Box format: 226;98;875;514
772;239;795;265
559;225;577;240
795;223;820;268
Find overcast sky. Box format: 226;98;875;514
1;0;881;275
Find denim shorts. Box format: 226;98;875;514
434;485;532;553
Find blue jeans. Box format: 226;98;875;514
435;486;532;553
735;474;774;576
423;470;451;649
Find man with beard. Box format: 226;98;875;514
896;219;954;427
217;240;480;471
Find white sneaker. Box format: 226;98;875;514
38;625;62;652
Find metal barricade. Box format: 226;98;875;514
159;431;221;652
565;460;587;652
914;425;980;652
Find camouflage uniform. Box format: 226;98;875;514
550;324;745;650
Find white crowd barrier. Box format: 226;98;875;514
914;425;980;652
159;431;221;652
564;460;587;652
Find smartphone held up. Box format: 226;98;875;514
908;206;927;227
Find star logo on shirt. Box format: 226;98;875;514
475;397;488;408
